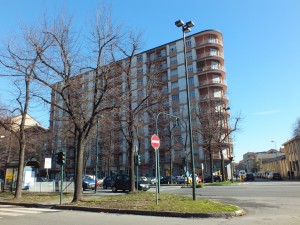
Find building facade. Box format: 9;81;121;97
50;30;231;179
283;136;300;178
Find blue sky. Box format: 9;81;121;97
0;0;300;162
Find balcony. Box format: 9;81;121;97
197;51;224;60
196;38;223;47
197;65;226;73
199;79;227;87
200;94;228;102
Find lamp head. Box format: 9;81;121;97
175;20;184;27
186;21;195;28
183;27;191;33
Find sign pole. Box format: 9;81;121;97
155;148;158;205
151;134;160;205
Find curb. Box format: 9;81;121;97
0;201;246;218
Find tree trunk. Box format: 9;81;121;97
209;147;214;183
72;135;85;202
130;144;135;192
15;138;25;198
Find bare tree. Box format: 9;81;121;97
111;34;167;191
0;29;41;198
292;117;300;137
26;9;122;201
194;98;240;182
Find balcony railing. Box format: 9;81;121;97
199;79;227;86
197;51;224;59
200;94;228;101
196;38;223;47
197;65;226;73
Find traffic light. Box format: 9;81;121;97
138;155;141;165
55;151;66;165
135;155;141;166
61;151;66;165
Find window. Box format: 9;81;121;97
171;81;178;89
186;51;192;59
163;100;169;107
161;61;167;69
137;55;143;62
210;48;218;56
187;64;193;72
162;86;168;94
185;39;191;46
170;56;177;64
169;44;176;51
209;35;216;43
161;73;168;82
188;77;194;85
170;69;178;77
211;61;219;69
189;90;195;98
172;94;179;102
161;49;166;57
137;90;143;97
137;78;143;85
137;67;143;74
150;53;155;60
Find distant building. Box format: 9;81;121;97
242;149;285;173
0;114;49;181
283;136;300;178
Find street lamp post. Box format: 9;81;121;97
271;140;277;150
222;107;230;182
175;19;196;200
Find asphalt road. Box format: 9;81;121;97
0;180;299;225
153;179;300;225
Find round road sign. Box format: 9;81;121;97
151;134;160;149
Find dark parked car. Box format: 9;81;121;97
204;175;221;183
272;172;282;180
245;173;255;181
111;174;150;192
82;178;96;191
160;176;171;184
102;176;116;189
204;176;221;183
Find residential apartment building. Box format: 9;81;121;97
50;30;231;178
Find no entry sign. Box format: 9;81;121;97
151;134;160;149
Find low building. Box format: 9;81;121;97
283;136;300;178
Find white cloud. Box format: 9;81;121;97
253;110;280;116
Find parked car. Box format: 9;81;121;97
111;174;150;192
159;176;169;184
272;172;282;180
36;177;50;182
102;176;116;189
176;175;186;184
82;178;96;191
204;175;221;183
267;172;274;180
139;176;148;182
245;173;255;181
150;177;157;184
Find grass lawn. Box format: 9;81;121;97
73;192;239;213
0;191;240;213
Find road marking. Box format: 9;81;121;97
0;205;60;219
